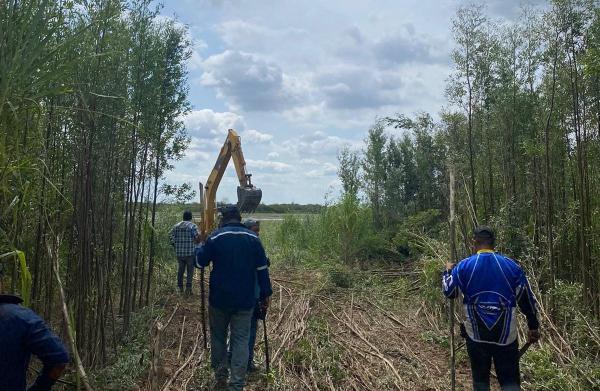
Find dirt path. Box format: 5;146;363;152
139;268;474;390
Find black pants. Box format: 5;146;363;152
177;255;195;289
466;337;520;391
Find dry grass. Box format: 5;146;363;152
136;266;475;391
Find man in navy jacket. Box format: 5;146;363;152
442;226;540;391
0;267;69;391
196;205;273;391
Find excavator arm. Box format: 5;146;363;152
199;129;262;237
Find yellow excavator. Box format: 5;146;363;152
197;128;262;238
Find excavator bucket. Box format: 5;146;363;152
237;186;262;213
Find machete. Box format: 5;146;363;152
519;341;532;358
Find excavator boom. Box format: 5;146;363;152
199;129;262;237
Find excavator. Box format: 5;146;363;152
197;128;262;238
196;128;262;349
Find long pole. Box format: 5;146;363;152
449;165;457;391
198;182;208;350
263;317;270;374
200;266;207;349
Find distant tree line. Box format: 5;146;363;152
0;0;190;367
255;203;324;214
339;0;600;317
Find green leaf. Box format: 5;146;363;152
15;251;32;307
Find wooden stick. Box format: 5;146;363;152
161;325;201;391
163;303;180;329
150;321;164;391
178;315;186;359
49;239;94;391
200;267;207;349
448;164;457;391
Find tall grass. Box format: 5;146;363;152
269;195;386;268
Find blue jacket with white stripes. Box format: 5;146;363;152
195;223;273;311
442;249;539;345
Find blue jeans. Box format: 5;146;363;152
248;316;258;364
209;305;253;391
228;305;259;366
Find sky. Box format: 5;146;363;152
160;0;546;204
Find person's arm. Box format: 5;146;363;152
169;226;176;248
516;267;540;341
191;224;201;244
195;238;213;268
442;263;460;299
255;240;273;302
25;313;69;391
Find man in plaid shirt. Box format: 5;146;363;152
170;210;200;295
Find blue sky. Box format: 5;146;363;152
160;0;545;204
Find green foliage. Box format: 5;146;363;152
271;196;395;267
15;251;31;307
391;209;443;259
362;121;387;229
420;257;445;309
0;0;192;366
337;146;361;199
521;345;600;391
328;267;354;288
0;250;32;306
420;330;449;348
324;195;378;263
282;316;347;388
90;306;163;390
161;183;196;203
548;280;600;358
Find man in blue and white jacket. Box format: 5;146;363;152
442;226;540;391
196;205;273;391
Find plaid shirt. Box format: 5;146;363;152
170;221;199;257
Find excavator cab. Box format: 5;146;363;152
237;174;262;213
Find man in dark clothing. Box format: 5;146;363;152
0;268;69;391
442;226;540;391
196;206;273;391
170;210;200;295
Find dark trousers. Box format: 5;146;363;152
466;337;520;391
177;255;195;289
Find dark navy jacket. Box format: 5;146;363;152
442;250;539;345
195;223;273;310
0;295;69;391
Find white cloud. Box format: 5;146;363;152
305;162;338;178
217;20;307;52
280;131;357;157
201;50;307;111
246;159;292;172
242;129;273;143
183;109;245;140
180;109;272;165
300;158;320;165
